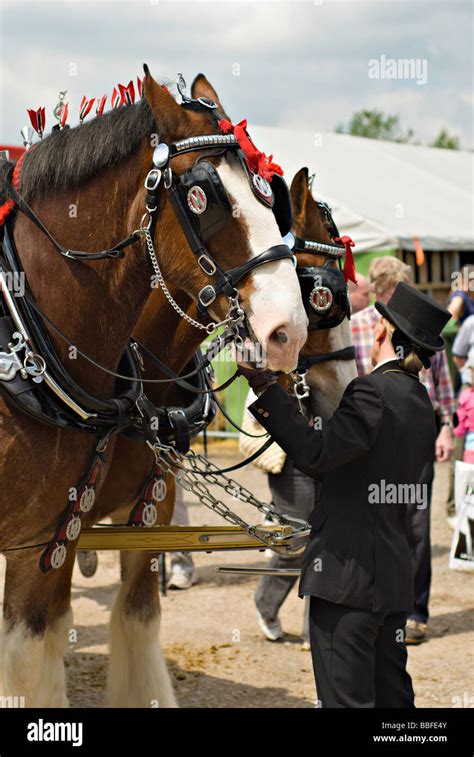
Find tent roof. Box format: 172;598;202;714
252;126;474;252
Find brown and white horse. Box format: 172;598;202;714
0;71;308;707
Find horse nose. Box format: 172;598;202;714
263;320;308;372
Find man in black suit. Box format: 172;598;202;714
239;283;451;708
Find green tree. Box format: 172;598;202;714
430;128;460;150
335;110;416;143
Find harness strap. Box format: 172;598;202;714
7;185;141;261
196;244;294;316
134;337;239;394
39;449;104;572
212;390;267;438
167;408;191;454
191;435;274;476
298;346;356;371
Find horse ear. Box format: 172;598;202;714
290;167;310;222
191;74;229;117
142;64;185;138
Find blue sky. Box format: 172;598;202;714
0;0;472;148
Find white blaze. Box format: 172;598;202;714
216;161;308;371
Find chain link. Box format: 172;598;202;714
186;451;293;524
150;445;309;551
142;227;245;336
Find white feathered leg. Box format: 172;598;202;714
107;552;177;708
0;609;71;707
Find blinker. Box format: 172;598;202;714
297;263;351;330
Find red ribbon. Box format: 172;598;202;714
219;118;283;180
335;236;357;285
0;151;26;226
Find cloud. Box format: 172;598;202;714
0;0;471;147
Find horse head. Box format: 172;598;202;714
290;167;357;422
142;68;308;373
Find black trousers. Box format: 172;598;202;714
309;596;415;708
406;456;434;624
255;457;317;636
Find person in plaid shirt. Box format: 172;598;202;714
351;257;455;645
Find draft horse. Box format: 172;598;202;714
0;69;308;707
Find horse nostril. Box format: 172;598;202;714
269;328;289;346
275;330;288;344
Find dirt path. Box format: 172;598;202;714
1;450;472;708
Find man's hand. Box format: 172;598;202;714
435;424;454;462
236;364;279;396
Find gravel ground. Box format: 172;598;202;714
1;448;472;708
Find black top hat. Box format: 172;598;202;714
375;282;450;353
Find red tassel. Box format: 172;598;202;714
335;236;357;285
118;80;135;106
27;107;46;138
59;101;69;128
219;118;283;180
79;96;95;122
0;152;26;226
96;95;107;116
111;88;120;108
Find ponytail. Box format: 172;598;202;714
399;351;424;376
385;322;427;375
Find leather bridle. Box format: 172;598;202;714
287;200;356;398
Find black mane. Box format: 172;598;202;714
6;98;155;202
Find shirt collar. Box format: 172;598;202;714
371;357;399;373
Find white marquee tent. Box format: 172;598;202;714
252;126;474;254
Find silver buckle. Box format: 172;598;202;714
144;169;162;191
198;285;216;308
198;254;217;276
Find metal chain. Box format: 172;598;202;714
142;226;245;336
155;446;268;536
186;451;295;525
149;445;309;551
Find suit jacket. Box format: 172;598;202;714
249;360;437;612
